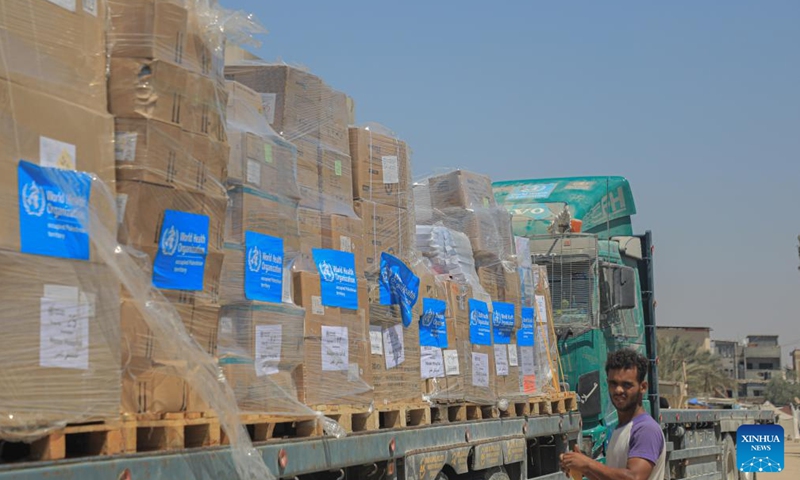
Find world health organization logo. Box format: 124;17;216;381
21;181;46;217
421;309;436;328
160;225;179;256
737;424;784;473
318;260;335;282
469;308;480;326
247;245;262;272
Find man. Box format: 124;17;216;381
560;349;666;480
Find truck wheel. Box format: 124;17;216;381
722;435;738;480
467;467;510;480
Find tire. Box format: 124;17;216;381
722;435;738;480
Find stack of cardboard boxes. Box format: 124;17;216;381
414;170;525;404
0;0;121;432
225;62;372;408
215;79;307;413
347;126;421;406
108;0;230;414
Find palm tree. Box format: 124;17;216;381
657;336;735;400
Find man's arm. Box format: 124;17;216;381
561;447;654;480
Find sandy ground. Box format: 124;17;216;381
769;440;800;480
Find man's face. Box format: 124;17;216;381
607;367;646;413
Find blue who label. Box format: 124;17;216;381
153;210;209;291
419;298;448;348
468;299;492;346
313;248;358;310
737;424;784;473
492;302;515;345
244;231;284;303
518;307;535;347
18;161;92;260
379;252;420;327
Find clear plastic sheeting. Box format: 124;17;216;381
0;0;108;112
225;60;355;218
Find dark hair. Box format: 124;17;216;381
605;349;649;383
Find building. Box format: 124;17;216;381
741;335;783;398
657;326;712;352
713;340;744;398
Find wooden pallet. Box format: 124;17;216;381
133;412;220;452
8;419;131;462
221;413;321;444
313;404;378;433
429;402;500;423
527;391;579;415
374;402;433;429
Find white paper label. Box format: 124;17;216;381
508;344;519;367
282;268;293;303
116;194;129;226
494;344;509;376
383;324;405;370
219;316;233;337
471;352;490;388
535;295;549;324
444;349;460;376
261;93;277;125
83;0;98;16
340;236;353;253
520;346;535;376
43;284;79;301
114;132;138;162
533;270;540;289
254;325;282;376
420;346;445;379
381;155;399;184
369;325;384;355
46;0;76;12
40;136;76;170
311;296;324;316
40;298;89;370
246;159;262;186
347;363;360;382
321;326;348;371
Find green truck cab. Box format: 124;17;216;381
493;176;660;461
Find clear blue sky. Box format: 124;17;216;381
222;1;800;363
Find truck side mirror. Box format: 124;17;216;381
600;263;636;312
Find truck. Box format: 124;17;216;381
0;176;773;480
493;176;775;480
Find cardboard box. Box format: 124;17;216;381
217;303;305;413
122;359;187;414
293;271;371;406
320;147;354;216
226;129;300;200
319;90;350;153
121;298;219;365
184;10;217;77
0;79;116;262
349;127;411;209
0;251;121;427
223;64;325;142
108;0;187;64
109;58;186;127
0;0;107;112
322;214;365;276
297;208;323;260
224;187;300;250
115;119;202;190
184;131;229;193
185;72;226;140
354;200;414;276
369;296;422;406
427;170;496;211
117;181;225;253
295;137;322;210
225;80;265;129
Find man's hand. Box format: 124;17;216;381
560;444;593;476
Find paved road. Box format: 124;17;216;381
770;440;800;480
